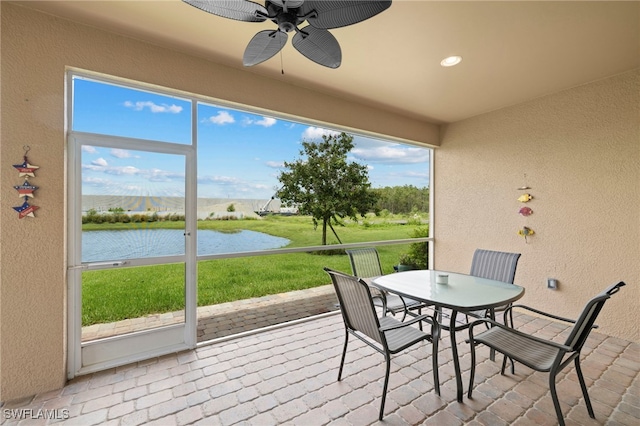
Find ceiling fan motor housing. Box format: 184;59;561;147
266;2;305;33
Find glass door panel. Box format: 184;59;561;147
80;146;187;340
69;137;196;377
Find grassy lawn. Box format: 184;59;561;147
82;215;426;325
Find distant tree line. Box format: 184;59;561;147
82;208;185;224
371;185;429;215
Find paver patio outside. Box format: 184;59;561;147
2;307;638;425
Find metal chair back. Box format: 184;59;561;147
564;281;624;351
470;249;521;283
327;267;384;344
346;247;425;319
346;247;384;278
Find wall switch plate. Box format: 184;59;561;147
547;278;558;290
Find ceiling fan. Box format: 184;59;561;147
182;0;392;69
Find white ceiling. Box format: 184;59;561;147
16;1;640;124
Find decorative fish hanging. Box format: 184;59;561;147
518;206;533;216
518;226;534;243
517;193;533;203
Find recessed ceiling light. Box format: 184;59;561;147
440;56;462;67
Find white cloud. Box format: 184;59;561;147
242;116;276;127
82;176;110;186
301;126;340;140
124;101;182;114
205;111;235;125
105;166;141;176
265;161;284;168
110;149;131;159
82;146;98;154
198;175;241;185
351;145;429;164
255;117;276;127
402;170;429;179
91;158;108;167
196;174;275;199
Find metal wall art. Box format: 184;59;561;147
517;175;534;242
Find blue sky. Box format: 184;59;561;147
73;77;430;200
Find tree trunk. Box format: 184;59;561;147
328;222;343;244
322;218;327;245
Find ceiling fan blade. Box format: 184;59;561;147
292;26;341;69
300;0;391;29
243;30;288;66
269;0;305;10
182;0;267;22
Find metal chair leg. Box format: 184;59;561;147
338;333;349;381
575;358;595;418
379;354;391;420
499;354;516;375
549;372;565;426
431;322;440;395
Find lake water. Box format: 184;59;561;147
82;229;290;262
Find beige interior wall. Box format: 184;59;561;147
0;4;438;401
434;69;639;342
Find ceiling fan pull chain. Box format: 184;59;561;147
280;42;285;75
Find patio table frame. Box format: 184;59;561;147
373;269;525;402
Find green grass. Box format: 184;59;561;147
82;215;426;325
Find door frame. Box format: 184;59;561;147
66;129;198;377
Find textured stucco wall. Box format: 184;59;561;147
0;4;438;401
1;3;69;402
434;70;639;342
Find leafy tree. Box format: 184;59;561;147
277;132;378;245
372;185;429;214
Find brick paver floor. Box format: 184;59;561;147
81;285;340;343
2;311;638;425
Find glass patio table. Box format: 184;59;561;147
372;269;525;402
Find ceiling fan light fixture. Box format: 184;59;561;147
441;55;462;67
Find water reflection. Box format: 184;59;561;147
82;229;290;262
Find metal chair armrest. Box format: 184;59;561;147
504;304;601;329
371;294;386;305
468;318;573;353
